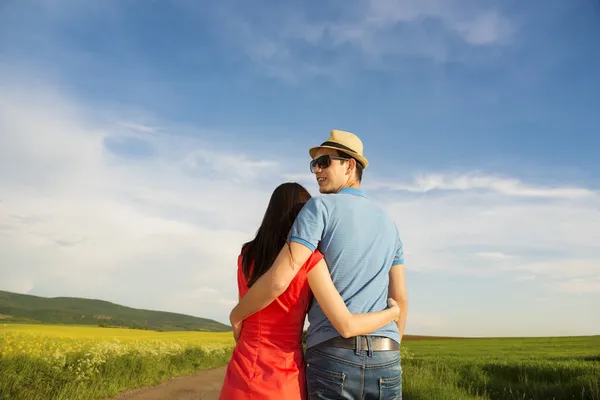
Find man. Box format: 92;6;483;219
230;130;408;399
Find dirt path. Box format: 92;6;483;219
107;367;226;400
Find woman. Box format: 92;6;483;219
218;182;400;400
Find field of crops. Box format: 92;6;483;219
2;324;599;400
401;335;600;399
0;324;235;400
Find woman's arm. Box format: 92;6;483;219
306;259;400;338
230;242;313;328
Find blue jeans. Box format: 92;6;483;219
305;337;402;399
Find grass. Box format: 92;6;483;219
0;323;235;400
2;324;599;400
401;336;600;399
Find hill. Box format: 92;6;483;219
0;290;231;332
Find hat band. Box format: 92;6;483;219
320;141;358;155
320;141;364;167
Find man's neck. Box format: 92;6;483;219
336;182;361;192
345;180;361;189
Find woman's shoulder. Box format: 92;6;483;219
238;242;250;263
236;247;251;289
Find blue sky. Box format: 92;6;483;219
0;0;598;337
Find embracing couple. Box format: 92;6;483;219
219;130;408;400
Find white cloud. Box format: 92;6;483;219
207;0;515;81
182;148;277;181
0;82;281;323
518;260;600;280
473;252;513;260
369;172;595;199
363;0;513;46
554;279;600;295
1;76;598;335
380;181;600;285
118;122;158;134
456;11;514;45
284;173;315;186
516;275;536;282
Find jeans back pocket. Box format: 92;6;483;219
306;362;346;398
378;373;402;400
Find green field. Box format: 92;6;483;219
0;324;235;400
1;324;599;400
401;336;600;399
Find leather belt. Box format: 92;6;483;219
323;336;399;351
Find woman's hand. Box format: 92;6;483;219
229;313;243;343
387;298;401;322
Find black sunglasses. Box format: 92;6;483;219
310;155;350;173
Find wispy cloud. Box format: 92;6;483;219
208;0;515;82
516;275;536;282
0;0;597;339
381;178;600;287
473;252;513;261
517;259;599;280
554;279;600;295
369;173;595;199
0;80;283;323
454;10;514;45
349;0;514;47
118;122;158;134
181;149;277;182
1;70;598;335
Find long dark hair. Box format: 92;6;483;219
241;182;311;287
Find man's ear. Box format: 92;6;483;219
346;158;356;175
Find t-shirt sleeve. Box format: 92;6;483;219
288;197;327;252
392;229;405;266
304;250;325;274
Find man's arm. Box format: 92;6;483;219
388;230;408;342
388;264;408;342
229;242;313;326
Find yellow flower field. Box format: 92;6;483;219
0;324;235;400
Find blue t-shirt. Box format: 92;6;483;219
288;187;404;348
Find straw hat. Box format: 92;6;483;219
309;129;368;168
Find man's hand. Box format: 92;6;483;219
388;297;405;345
387;298;401;322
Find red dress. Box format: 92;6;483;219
219;249;324;400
